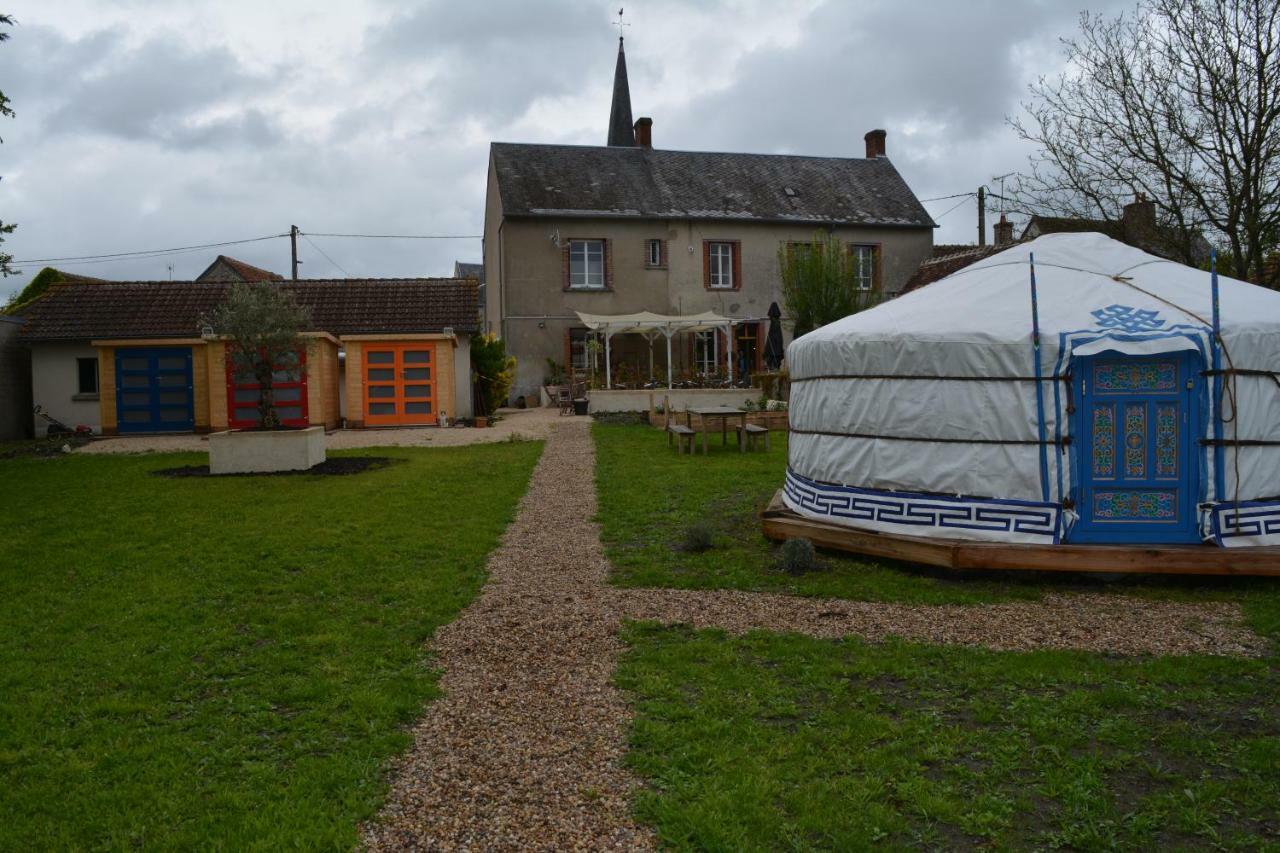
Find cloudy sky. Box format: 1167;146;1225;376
0;0;1131;299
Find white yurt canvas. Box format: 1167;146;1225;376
784;232;1280;548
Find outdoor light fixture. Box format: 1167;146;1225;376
200;324;216;339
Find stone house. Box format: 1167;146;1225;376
483;37;935;400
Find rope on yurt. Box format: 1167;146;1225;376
789;374;1067;383
787;428;1065;446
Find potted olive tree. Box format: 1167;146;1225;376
471;333;515;427
206;282;325;474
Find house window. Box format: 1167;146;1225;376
645;239;664;268
707;241;735;289
568;239;606;289
694;330;719;374
76;357;99;396
851;244;878;291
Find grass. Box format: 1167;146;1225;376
618;623;1280;851
0;441;542;849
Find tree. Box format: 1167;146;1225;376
1008;0;1280;285
776;230;882;338
470;333;515;417
0;14;17;279
208;283;311;430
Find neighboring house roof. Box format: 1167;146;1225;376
902;244;1005;293
195;255;285;282
453;261;483;281
1019;208;1212;265
18;279;480;341
490;142;936;228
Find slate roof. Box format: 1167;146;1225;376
490;143;936;228
453;261;484;281
18;279;480;341
196;254;285;282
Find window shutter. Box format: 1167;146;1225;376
561;242;570;289
702;241;710;288
604;239;612;289
732;242;742;290
874;245;883;291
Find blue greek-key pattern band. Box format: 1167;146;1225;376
783;469;1061;545
1212;501;1280;547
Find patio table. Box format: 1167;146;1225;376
685;406;748;455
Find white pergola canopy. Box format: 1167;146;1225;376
574;310;739;388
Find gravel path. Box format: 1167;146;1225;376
363;419;654;851
364;419;1267;849
615;588;1267;657
77;407;566;455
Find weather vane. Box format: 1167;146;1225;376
613;7;629;36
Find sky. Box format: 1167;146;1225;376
0;0;1132;299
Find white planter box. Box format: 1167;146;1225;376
209;426;326;474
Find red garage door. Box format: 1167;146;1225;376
226;349;309;429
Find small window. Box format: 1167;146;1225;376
76;358;99;395
645;239;664;267
707;241;735;289
568;239;606;289
851;245;877;291
569;328;594;373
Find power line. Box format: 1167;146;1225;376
933;196;974;220
300;231;481;240
10;233;288;266
301;234;349;277
918;192;976;203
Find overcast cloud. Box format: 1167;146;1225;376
0;0;1131;299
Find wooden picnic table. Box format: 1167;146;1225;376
685;405;748;454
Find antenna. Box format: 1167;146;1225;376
991;172;1014;216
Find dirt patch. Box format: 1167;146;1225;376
151;456;402;478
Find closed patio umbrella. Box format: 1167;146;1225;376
763;301;784;370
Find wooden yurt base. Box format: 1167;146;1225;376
762;492;1280;576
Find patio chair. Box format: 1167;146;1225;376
556;385;574;416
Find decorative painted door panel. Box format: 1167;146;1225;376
115;347;195;433
1072;351;1200;543
363;343;437;426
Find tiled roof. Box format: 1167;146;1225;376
491;142;935;228
195;254;285;282
18;279;480;341
902;244;1005;293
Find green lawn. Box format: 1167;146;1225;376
600;421;1280;849
0;442;542;849
618;624;1280;851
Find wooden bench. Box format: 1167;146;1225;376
736;423;770;452
667;423;697;455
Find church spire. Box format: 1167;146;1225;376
607;35;635;147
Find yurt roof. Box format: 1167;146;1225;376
796;232;1280;350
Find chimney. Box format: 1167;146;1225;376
634;117;653;149
864;128;886;159
1122;194;1157;241
993;214;1014;247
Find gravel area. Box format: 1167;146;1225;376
363;419;654;851
616;588;1268;657
77;407;566;455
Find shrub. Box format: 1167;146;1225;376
471;334;516;416
777;537;818;575
680;521;715;553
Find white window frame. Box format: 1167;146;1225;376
694;330;719;374
646;239;663;267
851;244;876;291
568;239;606;290
569;329;592;372
708;242;734;289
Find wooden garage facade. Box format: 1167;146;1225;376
19;278;479;435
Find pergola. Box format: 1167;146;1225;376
574;310;738;389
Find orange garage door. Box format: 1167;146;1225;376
363;343;438;426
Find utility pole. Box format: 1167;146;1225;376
977;186;986;246
290;225;299;280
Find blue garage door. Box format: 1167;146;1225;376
115;347;195;433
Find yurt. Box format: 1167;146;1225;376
782;232;1280;558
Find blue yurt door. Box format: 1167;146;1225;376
1071;351;1201;543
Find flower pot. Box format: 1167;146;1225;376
572;399;589;416
208;426;326;474
475;416;489;428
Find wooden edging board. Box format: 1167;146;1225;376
760;491;1280;576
